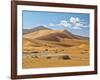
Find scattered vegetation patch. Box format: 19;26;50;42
81;50;88;54
61;55;71;60
81;52;84;54
46;56;52;59
31;56;38;58
45;49;48;51
32;51;39;53
55;50;58;53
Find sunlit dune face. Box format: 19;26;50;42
22;28;89;68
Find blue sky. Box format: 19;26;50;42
22;10;90;37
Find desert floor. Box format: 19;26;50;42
22;40;89;68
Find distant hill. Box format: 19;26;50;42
63;30;89;40
23;26;89;42
23;26;89;50
23;26;51;34
74;35;89;40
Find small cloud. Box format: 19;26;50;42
57;20;71;27
69;17;82;26
76;23;83;27
69;17;89;29
73;26;82;30
49;23;55;26
76;17;80;22
70;17;80;24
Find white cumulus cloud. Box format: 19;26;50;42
49;17;89;30
70;17;80;24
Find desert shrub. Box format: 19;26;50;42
55;50;58;53
55;51;58;53
31;56;38;58
62;55;71;60
45;49;48;51
81;52;84;54
46;56;51;59
32;51;39;53
84;49;88;51
81;50;87;54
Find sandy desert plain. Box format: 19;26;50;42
22;26;89;69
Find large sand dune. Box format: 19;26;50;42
22;26;89;68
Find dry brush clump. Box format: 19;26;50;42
61;55;71;60
32;51;39;53
80;49;88;54
46;56;52;59
31;55;39;58
45;49;48;51
55;49;58;53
